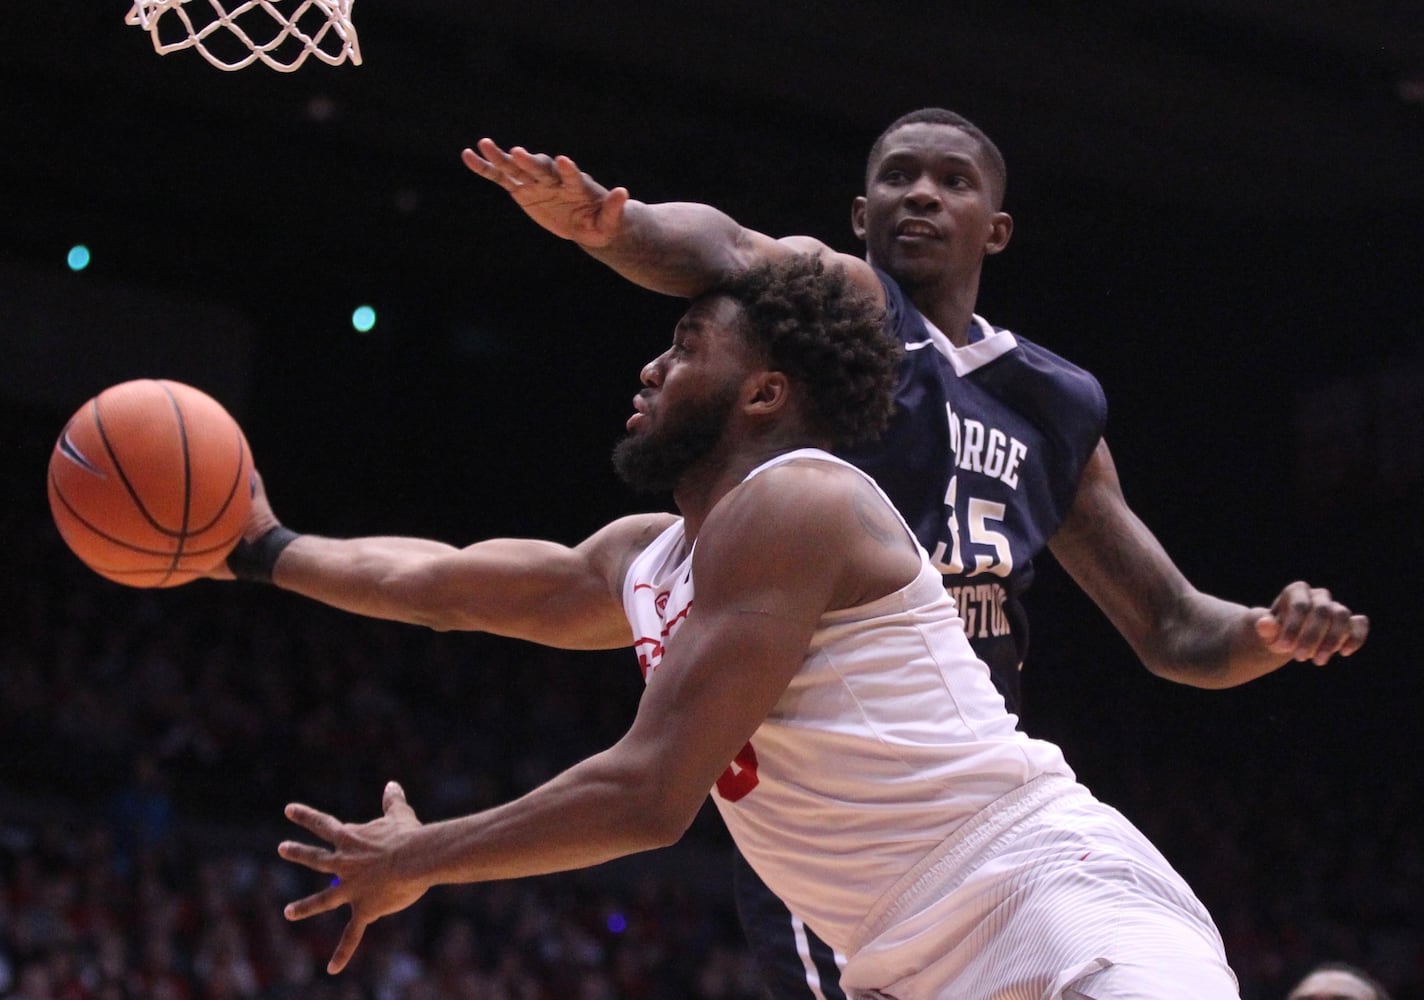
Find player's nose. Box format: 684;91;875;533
904;174;942;209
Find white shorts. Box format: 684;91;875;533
840;775;1239;1000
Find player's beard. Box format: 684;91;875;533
613;386;738;493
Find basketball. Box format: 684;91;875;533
47;379;255;588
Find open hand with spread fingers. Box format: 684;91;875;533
462;138;630;247
279;781;430;974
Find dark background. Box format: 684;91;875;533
1;2;1421;996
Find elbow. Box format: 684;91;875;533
1128;592;1231;688
1142;657;1238;689
642;814;692;851
608;756;702;850
391;590;461;633
1137;625;1248;688
1136;599;1263;690
631;783;700;850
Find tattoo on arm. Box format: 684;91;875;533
851;478;903;548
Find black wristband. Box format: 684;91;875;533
226;525;301;583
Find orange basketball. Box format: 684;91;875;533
47;379;254;588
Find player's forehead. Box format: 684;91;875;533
676;294;744;338
1288;970;1377;1000
667;296;755;361
872;122;988;172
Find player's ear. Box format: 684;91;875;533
744;371;790;416
985;211;1013;256
851;197;868;241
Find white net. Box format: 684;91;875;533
125;0;361;72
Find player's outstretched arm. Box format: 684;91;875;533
462;139;882;303
277;460;901;975
1049;441;1369;688
217;471;671;650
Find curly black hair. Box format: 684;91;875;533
714;255;898;449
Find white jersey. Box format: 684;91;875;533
622;449;1073;949
622;449;1236;999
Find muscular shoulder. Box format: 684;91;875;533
718;458;868;532
699;459;917;610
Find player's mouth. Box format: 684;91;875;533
894;218;941;241
627;393;651;431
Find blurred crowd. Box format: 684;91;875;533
2;406;1418;999
1;544;757;999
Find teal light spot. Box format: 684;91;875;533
351;305;377;333
67;245;91;272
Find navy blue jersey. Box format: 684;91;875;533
838;268;1106;711
737;269;1107;1000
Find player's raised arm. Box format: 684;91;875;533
462;139;883;304
1049;440;1369;687
217;471;671;650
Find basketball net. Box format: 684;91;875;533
125;0;362;72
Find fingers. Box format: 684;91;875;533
462;139;535;191
282;894;367;975
382;779;417;822
280;881;371;975
281;880;344;921
277;785;412;976
461;144;495;177
278;837;338;874
467;137;527;184
1340;614;1370;657
553;153;584;184
507;144;558;179
284;801;344;842
464;138;571;192
1261;582;1369;665
327;917;369;975
279;802;347;884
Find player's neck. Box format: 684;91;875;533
905;274;980;348
915;298;976;348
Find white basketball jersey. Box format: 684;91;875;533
621;448;1075;956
